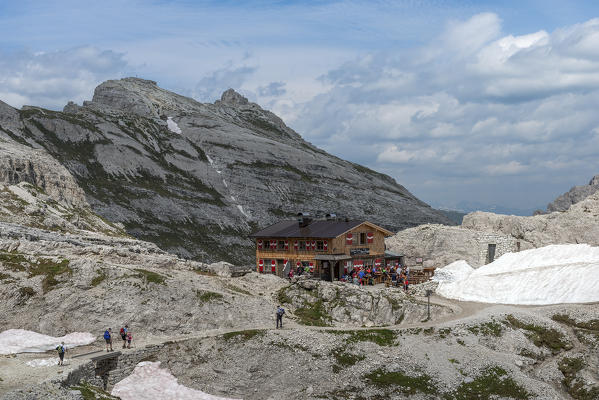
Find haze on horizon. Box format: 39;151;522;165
1;0;598;214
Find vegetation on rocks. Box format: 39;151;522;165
134;268;166;285
294;299;332;326
222;329;265;341
558;357;599;400
444;366;530;400
505;314;572;353
196;290;224;302
0;251;71;293
365;368;438;396
71;381;120;400
466;320;504;337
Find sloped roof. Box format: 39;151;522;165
249;220;393;238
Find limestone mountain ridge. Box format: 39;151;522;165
0;77;453;264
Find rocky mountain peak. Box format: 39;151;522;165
546;173;599;212
589;175;599;186
219;88;249;106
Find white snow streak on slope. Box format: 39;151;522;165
0;329;95;354
205;153;249;218
166;117;182;134
436;244;599;305
112;362;240;400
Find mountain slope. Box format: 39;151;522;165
0;78;452;263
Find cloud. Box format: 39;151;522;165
290;13;599;209
257;81;286;97
0;46;128;109
192;64;256;102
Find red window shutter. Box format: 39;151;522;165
270;240;276;249
294;241;299;250
311;240;316;250
346;233;353;245
296;261;301;268
271;259;276;273
284;240;289;250
375;259;381;267
257;239;263;250
258;259;264;272
367;232;374;243
323;241;328;251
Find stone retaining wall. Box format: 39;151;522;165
62;343;165;390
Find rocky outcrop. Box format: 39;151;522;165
0;77;453;264
387;192;599;269
279;279;450;327
0;139;87;208
546;174;599;212
462;192;599;248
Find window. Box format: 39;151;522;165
359;232;366;245
316;241;324;251
278;240;285;250
299;241;306;251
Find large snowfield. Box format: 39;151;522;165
0;329;95;355
111;362;239;400
435;244;599;305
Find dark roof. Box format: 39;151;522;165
249;220;365;239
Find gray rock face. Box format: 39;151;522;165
0;78;453;264
387;191;599;269
546;174;599;212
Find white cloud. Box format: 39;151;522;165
289;13;599;208
0;46;128;109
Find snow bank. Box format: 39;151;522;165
167;117;182;134
112;362;239;400
432;260;474;282
436;244;599;305
26;358;59;367
0;329;95;354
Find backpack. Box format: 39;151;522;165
104;330;110;340
277;307;285;316
56;345;64;354
120;328;125;335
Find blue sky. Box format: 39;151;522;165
1;0;599;213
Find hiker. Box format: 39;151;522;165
104;328;113;352
288;268;294;280
56;341;66;366
276;305;285;329
404;276;409;292
127;330;132;349
120;325;129;349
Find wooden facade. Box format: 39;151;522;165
252;220;395;281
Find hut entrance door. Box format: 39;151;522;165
332;261;340;282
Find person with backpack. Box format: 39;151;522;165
276;305;285;329
120;325;129;349
56;341;66;366
104;328;113;352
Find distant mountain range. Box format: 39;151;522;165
434;201;542;218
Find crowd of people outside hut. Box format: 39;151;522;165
287;262;410;292
340;264;410;291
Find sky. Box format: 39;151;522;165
1;0;599;213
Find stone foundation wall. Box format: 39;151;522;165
474;232;518;266
62;344;165;390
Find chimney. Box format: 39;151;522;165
297;212;312;227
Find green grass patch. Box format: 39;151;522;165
552;314;599;332
295;299;332;327
329;329;398;347
467;320;503;337
505;315;571;354
91;270;107;287
558;357;599;400
134;269;166;285
70;381;120;400
0;251;29;272
222;329;265;341
224;283;252;296
331;348;365;373
438;327;452;338
445;366;530;399
18;286;36;298
365;368;438;395
196;290;224;302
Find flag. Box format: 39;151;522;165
367;232;374;243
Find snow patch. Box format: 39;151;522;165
111;361;239;400
237;205;249;217
166;117;182;134
432;260;474;283
26;358;60;367
436;244;599;305
0;329;95;354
